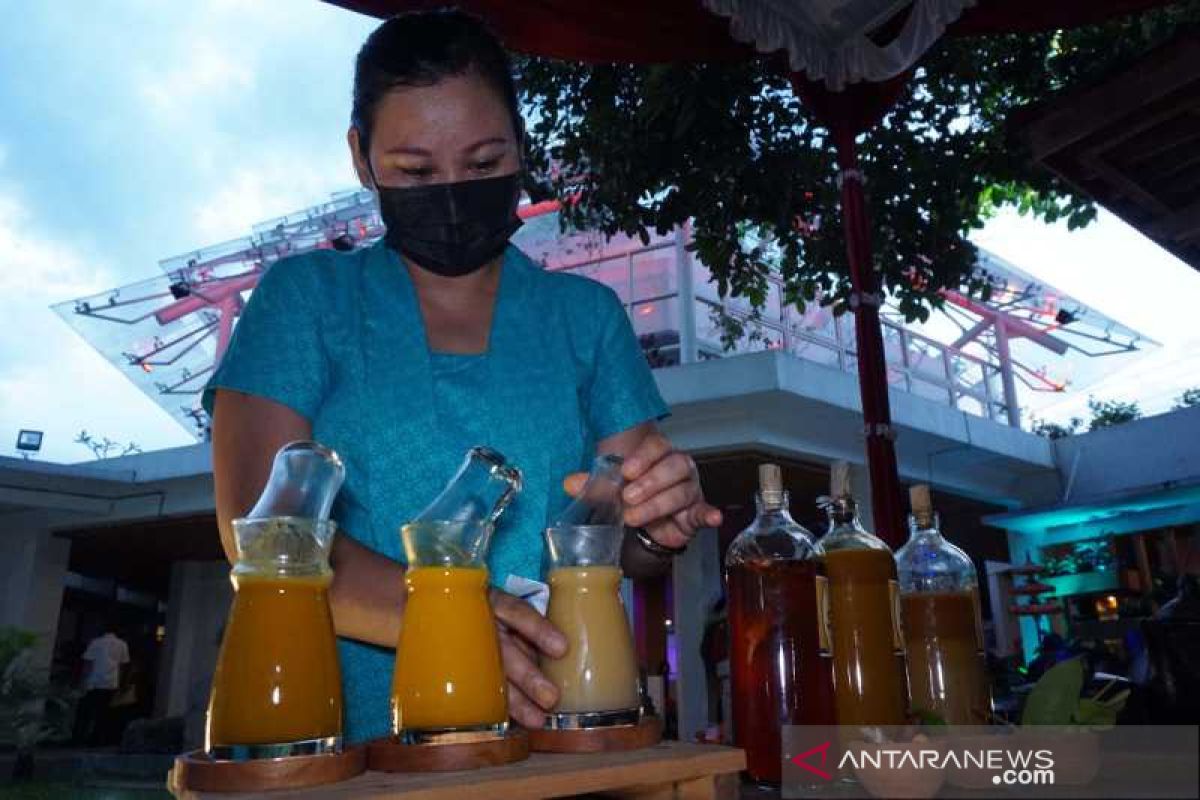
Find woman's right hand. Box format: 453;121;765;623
489;589;567;728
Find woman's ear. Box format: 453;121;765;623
347;126;373;189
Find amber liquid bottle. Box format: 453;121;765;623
726;465;835;786
819;465;909;730
895;485;992;725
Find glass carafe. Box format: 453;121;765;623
726;464;835;786
206;441;346;760
541;454;641;729
895;484;991;725
818;464;910;729
391;447;523;744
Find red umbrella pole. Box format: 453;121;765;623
832;128;907;548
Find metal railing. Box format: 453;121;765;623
547;229;1018;427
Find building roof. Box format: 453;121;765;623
985;405;1200;538
1014;29;1200;273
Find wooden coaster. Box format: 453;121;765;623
528;715;663;753
366;728;530;772
171;746;366;793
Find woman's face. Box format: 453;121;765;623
350;72;520;189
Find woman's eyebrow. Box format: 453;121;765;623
465;136;508;152
381;145;433;157
380;137;507;157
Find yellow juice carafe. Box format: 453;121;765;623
205;441;346;760
390;447;522;744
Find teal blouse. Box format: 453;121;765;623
202;239;668;742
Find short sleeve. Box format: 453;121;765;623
82;640;98;661
201;257;327;421
118;642;130;664
585;287;670;440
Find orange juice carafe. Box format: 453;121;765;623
206;441;346;760
895;484;992;725
818;462;910;730
391;447;523;744
541;454;641;729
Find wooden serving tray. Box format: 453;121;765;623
173;740;745;799
366;728;529;772
527;714;663;753
169;746;366;794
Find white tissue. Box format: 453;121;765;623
502;574;550;616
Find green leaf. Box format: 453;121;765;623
516;6;1196;318
1022;657;1084;726
912;708;948;728
1072;691;1128;729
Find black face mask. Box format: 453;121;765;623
373;172;523;277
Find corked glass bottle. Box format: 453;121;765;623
819;462;909;729
895;484;992;725
726;464;834;785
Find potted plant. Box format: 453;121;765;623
850;728;946;800
945;656;1128;789
0;627;76;781
1014;657;1129;786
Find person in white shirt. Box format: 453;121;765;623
73;623;130;745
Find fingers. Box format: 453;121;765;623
507;681;549;729
636;496;723;552
561;471;587;497
626;480;698;529
490;589;567;657
689;500;723;529
623;450;696;509
621;432;672;482
670;502;723;540
645;517;692;550
497;626;557;728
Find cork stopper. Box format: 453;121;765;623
758;463;784;508
910;484;935;528
759;463;782;493
821;461;855;523
830;461;851;498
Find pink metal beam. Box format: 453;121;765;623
941;289;1069;355
154;272;261;326
214;296;241;364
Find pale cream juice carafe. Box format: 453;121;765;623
543;566;640;714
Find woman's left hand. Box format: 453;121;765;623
565;429;722;550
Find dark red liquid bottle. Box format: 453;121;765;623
726;465;835;786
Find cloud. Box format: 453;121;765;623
971;208;1200;346
0;185;190;462
0;0;375;462
138;37;255;121
192;156;355;244
1028;337;1200;423
0;190;112;298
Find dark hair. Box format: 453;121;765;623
352;9;521;159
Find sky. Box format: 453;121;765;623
0;0;377;463
1;0;1197;464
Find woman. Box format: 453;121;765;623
205;9;721;744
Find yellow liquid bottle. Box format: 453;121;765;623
818;464;910;733
208;571;342;748
205;441;346;760
389;447;524;745
896;485;992;725
391;566;507;733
